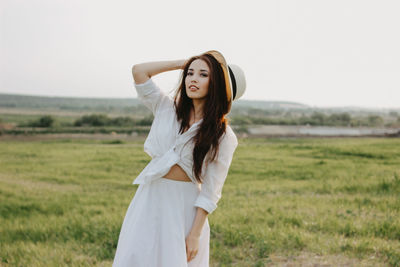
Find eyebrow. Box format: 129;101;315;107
188;68;209;73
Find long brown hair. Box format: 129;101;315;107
174;53;230;183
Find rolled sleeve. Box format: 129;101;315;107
194;128;238;214
134;78;171;115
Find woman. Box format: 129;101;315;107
113;50;246;267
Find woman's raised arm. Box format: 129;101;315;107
132;59;187;84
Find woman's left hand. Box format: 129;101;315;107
185;233;199;262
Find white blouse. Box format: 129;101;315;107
133;78;238;214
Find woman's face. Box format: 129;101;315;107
185;59;210;100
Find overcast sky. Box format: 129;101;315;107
1;0;399;108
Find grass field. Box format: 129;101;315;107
0;137;399;266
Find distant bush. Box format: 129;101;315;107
135;116;153;126
74;114;110;127
368;115;384;127
111;117;135;127
230;116;252;125
73;114;153;127
299;112;351;126
27;115;55;128
310;112;326;125
326;113;351;126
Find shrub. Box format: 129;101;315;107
136;116;153;126
27;115;55;128
73;114;153;127
110;117;134;127
74;114;110;127
367;115;384;127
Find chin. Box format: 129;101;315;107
186;92;198;99
186;90;207;100
187;94;204;100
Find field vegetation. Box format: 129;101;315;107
1;137;399;266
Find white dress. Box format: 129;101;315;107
112;78;238;267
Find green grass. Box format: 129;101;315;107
0;137;399;266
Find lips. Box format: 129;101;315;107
189;85;199;90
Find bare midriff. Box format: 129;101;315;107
163;164;192;182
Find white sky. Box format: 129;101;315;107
1;0;399;108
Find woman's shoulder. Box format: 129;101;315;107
221;124;238;147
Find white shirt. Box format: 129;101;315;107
133;78;238;214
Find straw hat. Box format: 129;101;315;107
202;50;246;107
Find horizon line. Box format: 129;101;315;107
0;91;399;110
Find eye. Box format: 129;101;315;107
187;72;193;76
201;73;208;77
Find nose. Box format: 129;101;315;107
190;75;198;83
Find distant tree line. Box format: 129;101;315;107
19;112;398;128
23;114;153;128
230;112;388;127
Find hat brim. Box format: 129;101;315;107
201;50;233;106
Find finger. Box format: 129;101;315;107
186;246;189;261
187;252;195;261
188;251;197;262
188;253;194;262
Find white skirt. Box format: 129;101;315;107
113;177;210;267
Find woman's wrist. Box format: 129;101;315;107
189;229;202;238
176;59;187;70
188;207;208;238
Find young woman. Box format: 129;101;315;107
112;50;246;267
